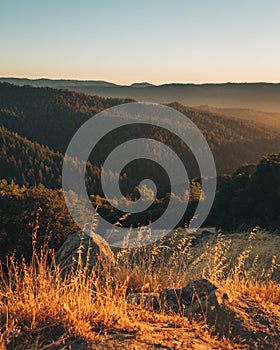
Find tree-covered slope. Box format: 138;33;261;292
1;83;280;176
0;82;132;153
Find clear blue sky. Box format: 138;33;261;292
1;0;279;84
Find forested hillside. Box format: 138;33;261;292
0;126;63;188
196;105;280;132
0;83;132;153
1;83;280;261
1;153;280;260
1;83;280;176
0;181;78;260
167;102;280;173
212;154;280;230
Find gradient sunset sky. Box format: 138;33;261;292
1;0;279;85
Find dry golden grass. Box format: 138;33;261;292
0;227;279;349
0;248;232;349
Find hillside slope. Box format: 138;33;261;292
197;105;280;132
1;83;280;176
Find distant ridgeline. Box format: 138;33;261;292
2;78;280;112
0;83;280;259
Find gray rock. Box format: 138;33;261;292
200;230;214;238
55;230;115;277
127;279;279;347
162;280;274;346
126;279;217;314
162;279;217;314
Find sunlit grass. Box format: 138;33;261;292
0;227;279;349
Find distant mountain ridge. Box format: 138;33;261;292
1;78;280;112
0;77;118;88
130;82;155;88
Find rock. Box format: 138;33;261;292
162;279;279;348
200;230;214;238
162;279;217;314
126;279;217;314
126;279;279;347
55;230;115;277
189;288;241;335
162;280;239;336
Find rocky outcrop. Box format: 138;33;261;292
127;279;279;348
162;279;217;314
55;230;115;277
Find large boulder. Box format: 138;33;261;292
55;230;115;277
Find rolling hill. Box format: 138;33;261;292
1;83;280;253
1;83;280;178
196;105;280;132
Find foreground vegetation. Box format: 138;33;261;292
0;150;280;261
1;150;280;262
0;228;279;349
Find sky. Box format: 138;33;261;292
0;0;280;85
